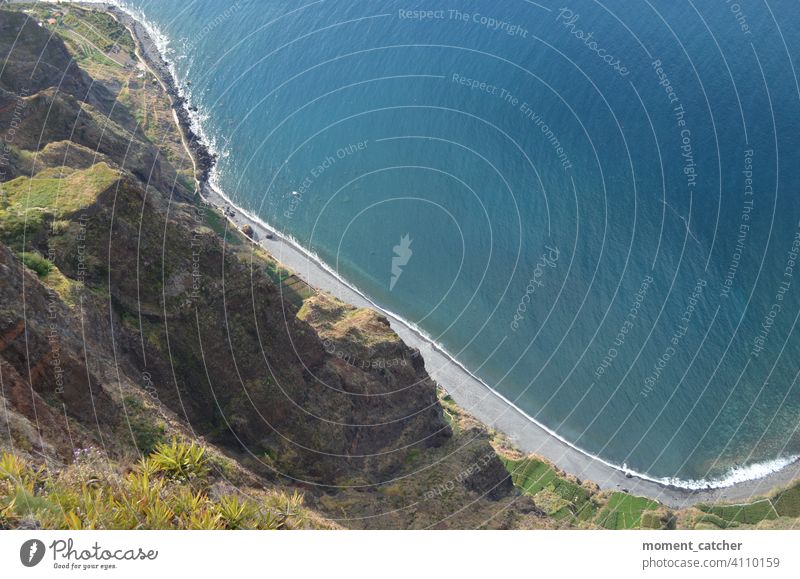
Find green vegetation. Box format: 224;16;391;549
6;3;193;191
404;448;421;465
504;456;559;495
503;456;674;528
19;251;52;277
693;513;738;529
61;8;136;56
264;256;315;305
697;499;778;525
0;442;308;530
18;3;135;67
640;508;677;530
5;3;800;533
772;483;800;517
149;438;208;482
439;394;461;435
505;455;800;529
595;493;661;530
690;482;800;528
503;456;597;523
122;396;166;455
264;257;292;284
41;265;81;306
204;209;241;245
0;163;119;246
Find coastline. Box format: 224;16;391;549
102;3;215;186
106;1;800;509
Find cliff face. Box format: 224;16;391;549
0;11;111;110
0;6;526;529
52;174;453;483
0;241;118;457
0;11;185;193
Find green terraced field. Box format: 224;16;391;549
503;457;598;523
503;457;675;528
697;500;778;525
595;493;661;530
772;483;800;518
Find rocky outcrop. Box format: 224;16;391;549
0;88;185;196
0;244;117;436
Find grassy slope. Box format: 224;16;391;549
0;162;119;236
0;162;120;304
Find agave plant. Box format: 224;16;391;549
143;497;175;529
0;453;28;481
61;511;84;530
149;438;209;482
117;469;167;528
0;448;319;530
217;494;256;529
255;508;282;530
171;486;208;519
275;490;305;529
186;507;223;530
0;452;43;491
0;495;20;528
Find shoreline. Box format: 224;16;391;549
105;1;800;509
100;3;216;185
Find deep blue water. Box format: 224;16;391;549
118;0;800;486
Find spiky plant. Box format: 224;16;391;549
275;490;305;529
255;508;282;530
0;448;316;530
0;452;43;491
187;507;223;530
171;486;208;520
149;438;208;482
143;497;174;529
217;494;256;529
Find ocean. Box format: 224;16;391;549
112;0;800;487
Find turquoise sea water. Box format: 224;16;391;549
117;0;800;486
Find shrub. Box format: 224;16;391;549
148;438;208;481
19;252;53;277
122;398;166;454
217;494;255;529
131;419;166;455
